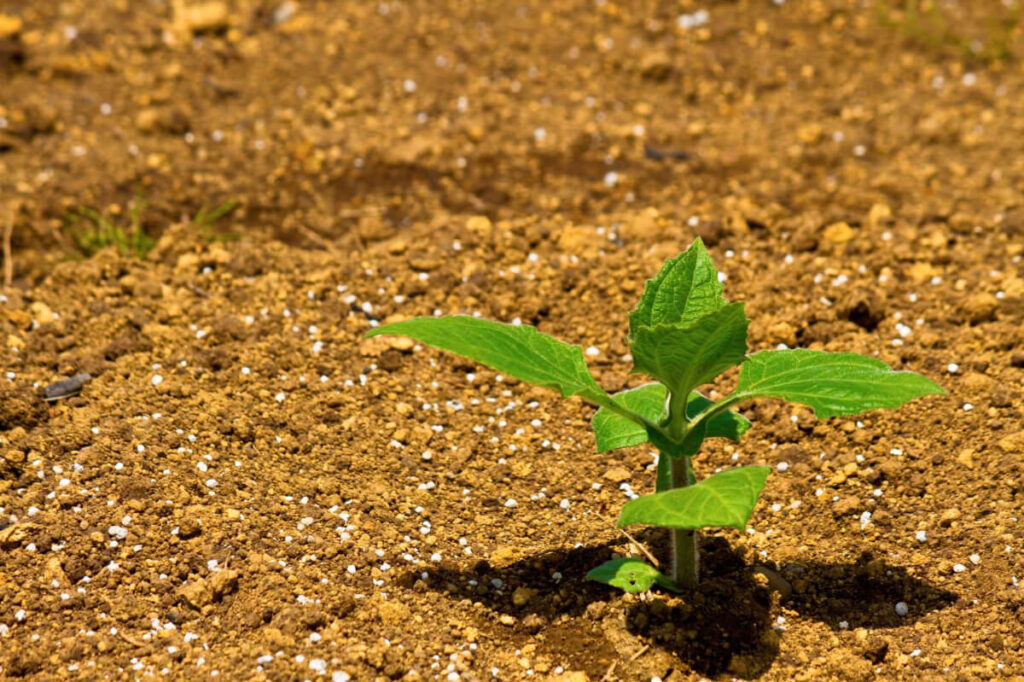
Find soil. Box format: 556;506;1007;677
2;0;1024;679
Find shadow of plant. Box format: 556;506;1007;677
407;535;957;679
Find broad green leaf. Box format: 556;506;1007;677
629;238;726;337
585;558;681;593
734;349;945;418
366;316;614;406
618;466;771;531
591;384;750;453
631;303;749;399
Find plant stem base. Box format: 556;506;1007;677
668;456;700;588
671;527;699;588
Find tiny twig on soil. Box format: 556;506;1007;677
617;526;660;568
594;509;660;568
115;628;148;649
599;661;617;682
3;201;15;287
628;645;650;662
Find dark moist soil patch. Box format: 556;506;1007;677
2;0;1024;680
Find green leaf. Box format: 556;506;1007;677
585;558;681;593
366;316;613;406
591;384;666;452
629;238;726;337
591;384;750;454
734;349;945;418
631;303;749;399
618;466;771;531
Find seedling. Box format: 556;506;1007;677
192;199;240;241
367;239;943;591
68;193;154;258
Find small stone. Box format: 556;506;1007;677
821;221;855;245
996;431;1024;453
180;569;239;609
833;497;862;517
465;215;493;236
0;14;23;39
866;203;893;230
619;207;661;241
175;1;229;34
386;336;415;352
764;321;797;346
602;466;631;483
0;523;35;549
557;225;600;255
376;599;411;625
939;508;961;527
511;587;538;607
639;51;674;81
894;601;909;617
28;302;54;325
906;261;940;284
407;252;443;271
180;580;214;609
490;546;517;565
498;614;517;626
961;293;998;324
43;556;68;586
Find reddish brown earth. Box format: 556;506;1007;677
1;0;1023;679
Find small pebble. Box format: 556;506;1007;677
895;601;909;617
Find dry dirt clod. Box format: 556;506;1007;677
0;14;22;39
961;293;999;324
173;1;229;35
0;522;36;549
179;569;239;609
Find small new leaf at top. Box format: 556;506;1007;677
629;237;726;337
630;302;749;401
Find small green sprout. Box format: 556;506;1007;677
68;194;154;258
366;239;943;591
192;199;240;241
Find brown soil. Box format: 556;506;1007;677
2;0;1024;679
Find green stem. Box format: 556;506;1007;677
687;392;746;433
664;390;690;441
668;455;699;588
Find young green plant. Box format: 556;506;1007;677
366;239;943;591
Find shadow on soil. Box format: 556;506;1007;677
404;535;957;679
